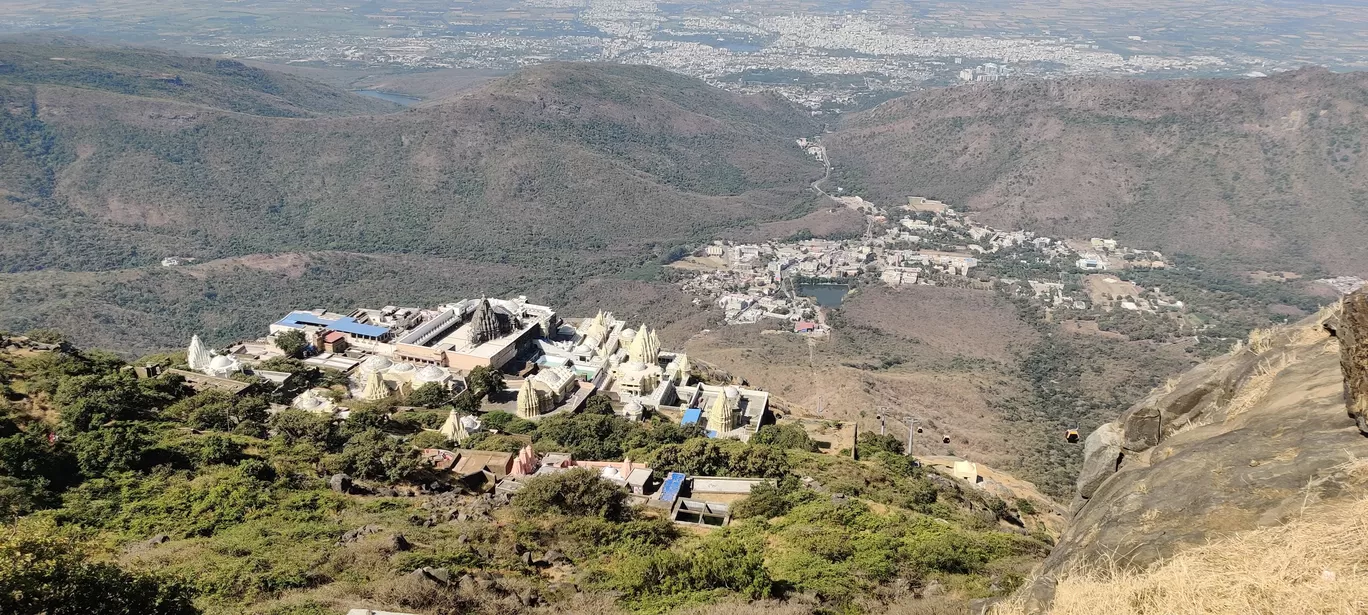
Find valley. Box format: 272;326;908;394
3;35;1367;615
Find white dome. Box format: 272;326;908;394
572;344;590;355
414;365;448;383
361;355;392;373
209;355;235;370
295;393;322;409
619;328;637;342
724;385;740;400
389;362;415;374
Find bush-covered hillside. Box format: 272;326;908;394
826;67;1368;273
0;48;821;274
0;338;1049;614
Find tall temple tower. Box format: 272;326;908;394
517;379;551;418
706;391;731;435
187;335;211;372
469;298;502;345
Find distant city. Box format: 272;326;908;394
3;0;1365;112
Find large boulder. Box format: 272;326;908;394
328;473;353;494
1075;422;1123;501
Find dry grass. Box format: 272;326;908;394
991;498;1368;615
1247;326;1278;354
1223;352;1296;418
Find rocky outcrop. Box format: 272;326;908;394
1033;304;1368;593
1339;290;1368;433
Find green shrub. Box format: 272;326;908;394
392;548;486;573
511;467;629;521
195;434;243;467
0;519;198;615
406;382;452;408
750;423;818;452
480;411;516;432
71;422;153;475
408;430;453;450
325;429;418;483
607;531;774;607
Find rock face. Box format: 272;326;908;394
1339;290;1368;433
1035;305;1368;590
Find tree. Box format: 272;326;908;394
480;411;516;432
467;365;505;397
165;391;267;431
253;356;310;374
55;373;156;433
268;409;337;448
407;383;452;408
534;413;633;460
451;391;482;415
273;330;308;359
409;430;455;450
512;467;629;521
583;393;614;416
340;405;390;438
0;520;199;615
856;432;904;459
23;328;67;345
327;429;418;483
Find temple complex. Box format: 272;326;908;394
181;295;772;440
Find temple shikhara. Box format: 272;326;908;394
180;296;773;440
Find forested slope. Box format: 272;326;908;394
0;50;821;274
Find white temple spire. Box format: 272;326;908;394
187;335;212;371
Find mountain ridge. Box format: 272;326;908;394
0;54;822;273
826;67;1368;273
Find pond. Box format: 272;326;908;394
798;284;850;307
353;90;422;106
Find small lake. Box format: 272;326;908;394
798;284;850;307
353;90;422;106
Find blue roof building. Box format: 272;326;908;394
273;311;391;340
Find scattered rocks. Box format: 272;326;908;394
520;551;534;566
145;534;171;548
408;566;452;586
542;549;568;565
337;525;384;546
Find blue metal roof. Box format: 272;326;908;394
659;472;686;503
681;408;702;426
275;311;390;338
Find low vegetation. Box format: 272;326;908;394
0;339;1047;614
991;497;1368;615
